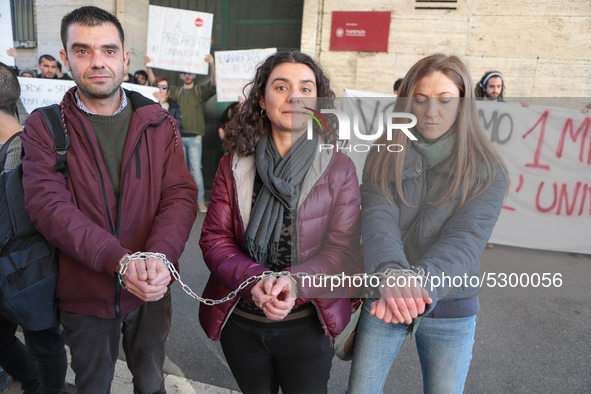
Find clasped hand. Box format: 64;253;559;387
371;275;433;325
251;276;296;321
119;257;171;302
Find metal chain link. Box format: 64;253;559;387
119;252;431;305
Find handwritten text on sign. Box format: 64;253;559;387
215;48;276;102
0;0;15;67
18;78;158;114
146;5;213;75
341;90;590;254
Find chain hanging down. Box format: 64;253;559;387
117;252;430;305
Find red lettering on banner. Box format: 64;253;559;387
535;181;557;212
536;181;591;216
556;117;591;164
522;110;551;171
516;174;524;193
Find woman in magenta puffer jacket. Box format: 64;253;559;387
198;50;361;394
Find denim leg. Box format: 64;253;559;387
182;135;205;202
415;316;476;394
347;300;408;394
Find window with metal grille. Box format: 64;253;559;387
10;0;36;48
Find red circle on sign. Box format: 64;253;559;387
195;18;203;27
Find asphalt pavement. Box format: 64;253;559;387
4;211;590;393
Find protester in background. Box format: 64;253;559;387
134;69;148;85
19;68;37;78
348;54;508;394
37;55;59;79
199;50;362;394
393;78;403;96
55;61;72;80
0;61;67;394
153;75;182;132
21;7;197;392
216;95;244;141
475;71;505;102
145;54;217;213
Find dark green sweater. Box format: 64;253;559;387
88;103;133;200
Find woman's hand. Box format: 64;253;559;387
251;276;296;321
371;275;432;324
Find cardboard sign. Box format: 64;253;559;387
0;0;15;67
330;11;391;52
215;48;276;102
146;5;213;75
18;77;158;114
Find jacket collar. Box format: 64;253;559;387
232;140;335;229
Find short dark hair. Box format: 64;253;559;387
60;6;125;50
393;78;403;93
134;70;148;79
38;54;57;64
0;62;21;116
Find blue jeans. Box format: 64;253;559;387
348;300;476;394
182;135;205;202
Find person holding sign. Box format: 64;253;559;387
21;7;197;393
199;50;362;394
347;54;508;394
145;55;216;213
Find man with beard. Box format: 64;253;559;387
20;6;198;392
475;71;505;102
145;54;217;214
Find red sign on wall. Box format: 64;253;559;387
330;11;391;52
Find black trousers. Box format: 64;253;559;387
220;313;334;394
60;291;172;394
0;314;67;394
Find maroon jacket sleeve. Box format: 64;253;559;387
21;111;130;275
199;155;267;302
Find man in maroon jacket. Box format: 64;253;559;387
21;6;197;393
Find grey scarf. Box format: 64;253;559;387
244;132;318;265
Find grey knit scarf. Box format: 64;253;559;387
244;131;319;265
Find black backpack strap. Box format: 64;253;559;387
36;104;69;180
0;131;23;170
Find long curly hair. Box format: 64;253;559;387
223;50;336;156
365;54;507;208
475;71;505;101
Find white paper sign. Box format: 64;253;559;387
215;48;277;102
146;5;213;75
18;78;157;114
341;89;591;254
0;0;15;67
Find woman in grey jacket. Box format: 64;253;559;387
348;54;508;394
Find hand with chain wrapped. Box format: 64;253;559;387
251;275;297;321
117;253;171;302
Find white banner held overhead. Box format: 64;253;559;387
215;48;276;102
0;0;15;67
146;5;213;75
18;78;158;114
341;89;591;254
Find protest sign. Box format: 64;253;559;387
0;0;15;67
341;89;590;254
146;5;213;75
18;77;157;114
215;48;276;102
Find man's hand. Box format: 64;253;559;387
144;56;152;66
120;257;171;302
205;54;216;85
371;275;432;324
204;54;214;65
